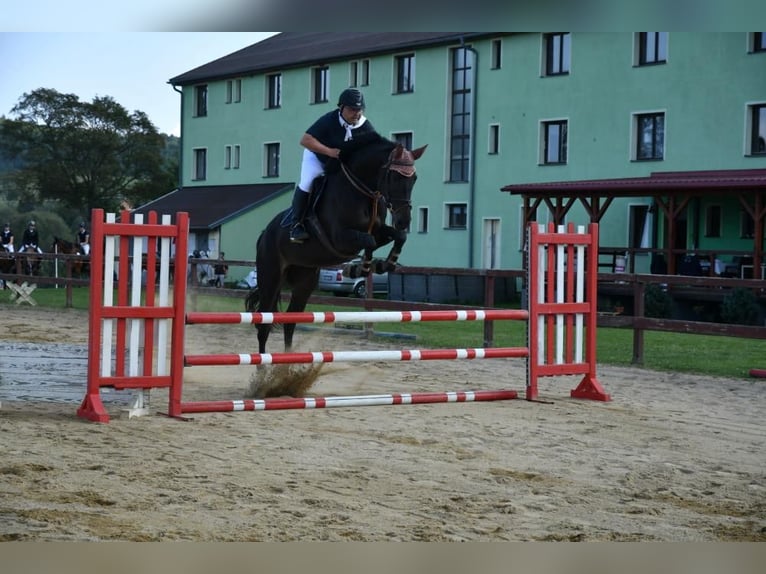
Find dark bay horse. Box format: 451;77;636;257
52;236;88;277
246;132;426;353
17;245;42;276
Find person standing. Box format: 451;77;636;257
213;252;228;288
77;221;90;255
1;222;14;253
287;87;376;243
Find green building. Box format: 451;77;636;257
163;32;766;281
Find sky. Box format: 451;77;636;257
0;32;278;136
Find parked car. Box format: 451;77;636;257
318;260;388;297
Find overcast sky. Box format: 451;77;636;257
0;32;278;136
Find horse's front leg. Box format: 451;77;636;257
372;225;407;274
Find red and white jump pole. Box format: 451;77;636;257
78;212;609;423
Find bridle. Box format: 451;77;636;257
340;147;416;233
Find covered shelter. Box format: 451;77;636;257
502;168;766;276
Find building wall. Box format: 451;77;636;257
178;32;766;270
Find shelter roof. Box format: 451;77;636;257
502;169;766;197
132;183;293;230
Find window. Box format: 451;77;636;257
225;79;242;103
417;207;428;233
446;203;468;229
637;32;668;65
705;205;721;238
635;112;665;160
395;54;415;93
488;124;500;154
543;33;570;76
629;205;651;250
740;209;755;238
750;32;766;53
392;131;413;150
542;120;568;164
233;145;240;169
194;85;207;117
449;46;474;182
224;145;232;169
265;143;280;177
193;148;207;180
267;74;281;109
749;103;766;155
349;59;370;87
312;66;329;103
490;39;502;69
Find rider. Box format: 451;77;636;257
287;87;377;243
21;220;43;254
1;222;14;253
77;221;90;255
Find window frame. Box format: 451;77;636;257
417;206;429;233
637;32;668;66
543;33;571;76
634;111;665;161
264;142;280;178
488;124;500;155
312;66;329;104
748;103;766;155
446;203;468;230
266;73;282;109
490;38;502;69
192;148;207;181
395;53;415;94
193;84;208;117
448;46;474;182
705;205;722;238
750;32;766;53
541;119;568;165
392;131;413;150
224;145;232;169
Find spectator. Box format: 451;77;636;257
214;252;228;288
76;221;90;255
1;222;14;253
21;220;43;254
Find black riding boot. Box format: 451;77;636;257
289;187;310;243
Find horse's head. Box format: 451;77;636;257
380;143;427;231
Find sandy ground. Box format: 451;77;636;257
1;304;765;541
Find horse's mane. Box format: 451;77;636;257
339;131;396;159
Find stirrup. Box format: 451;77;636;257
290;224;309;243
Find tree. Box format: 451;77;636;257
0;88;171;214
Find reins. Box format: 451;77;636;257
339;147;415;234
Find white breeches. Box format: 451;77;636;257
80;243;90;255
299;149;325;191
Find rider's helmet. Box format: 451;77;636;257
337;88;365;110
3;222;9;228
79;221;86;228
28;220;36;227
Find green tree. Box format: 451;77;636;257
0;88;171;214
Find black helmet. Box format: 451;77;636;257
28;220;35;227
337;88;365;110
79;221;86;228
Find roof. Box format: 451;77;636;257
502;169;766;197
132;183;293;230
169;32;489;85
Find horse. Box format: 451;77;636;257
17;245;42;276
52;236;88;278
0;244;14;287
246;132;427;354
